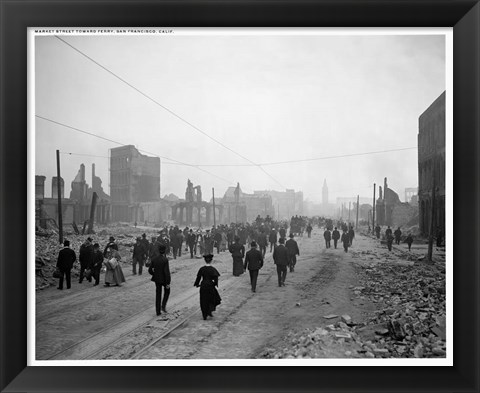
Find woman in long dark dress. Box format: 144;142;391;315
194;254;221;320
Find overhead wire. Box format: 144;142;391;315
36;115;243;189
54;35;286;190
159;147;418;167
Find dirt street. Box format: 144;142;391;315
36;227;446;360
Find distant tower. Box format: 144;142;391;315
322;179;328;205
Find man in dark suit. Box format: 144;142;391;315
78;237;94;283
257;229;268;258
187;229;197;258
269;228;278;252
273;237;289;287
148;244;171;316
285;233;300;272
91;243;104;286
244;241;264;292
56;240;76;290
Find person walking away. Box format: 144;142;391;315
132;237;146;275
91;243;104;286
394;227;402;245
194;254;222;320
176;231;184;258
140;233;150;256
385;226;392;238
257;230;268;258
306;224;313;238
269;228;278;252
148;244;171;316
332;227;340;249
279;227;286;240
436;227;443;247
285;233;300;272
244;241;263;292
375;225;381;239
56;240;76;290
386;232;394;251
170;231;179;259
196;231;205;256
273;237;289;287
204;230;213;255
104;247;126;287
79;237;94;283
229;236;245;276
341;230;350;252
323;228;331;249
214;229;223;254
187;229;197;258
348;226;355;247
405;233;414;251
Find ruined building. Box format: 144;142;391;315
87;163;110;202
418;91;446;235
375;177;418;228
36;164;112;230
110;145;160;222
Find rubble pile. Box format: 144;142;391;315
352;260;446;358
35;224;159;290
261;321;366;359
261;259;446;359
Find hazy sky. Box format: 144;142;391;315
34;30;446;204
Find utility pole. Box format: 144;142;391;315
341;203;344;219
355;195;359;229
428;148;437;262
348;201;351;223
56;150;63;244
372;183;376;229
212;188;216;228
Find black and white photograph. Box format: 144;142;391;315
30;28;451;364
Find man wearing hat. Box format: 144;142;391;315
285;233;300;273
132;237;147;275
148;244;171;316
244;241;264;292
56;240;77;290
79;237;94;283
187;229;197;259
273;237;289;287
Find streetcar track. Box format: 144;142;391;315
42;236;311;360
130;259;277;359
36;258;197;322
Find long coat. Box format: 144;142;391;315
273;244;289;266
244;248;264;271
56;247;76;272
148;254;171;285
285;238;300;256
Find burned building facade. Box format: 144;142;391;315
418;91;446;235
36;164;111;230
110;145;160;222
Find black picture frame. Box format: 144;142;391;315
1;1;479;392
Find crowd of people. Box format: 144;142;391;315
54;214;426;320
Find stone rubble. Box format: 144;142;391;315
261;252;446;359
